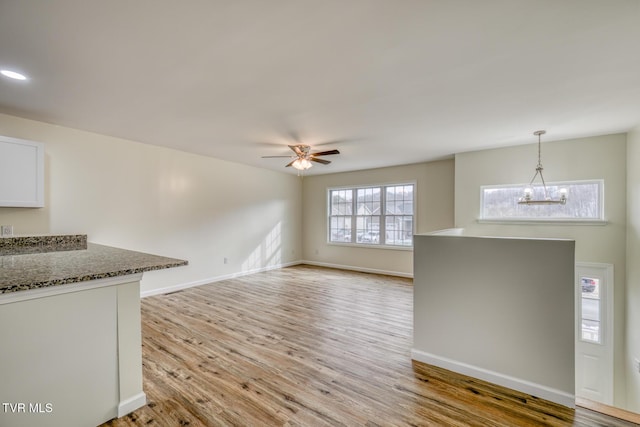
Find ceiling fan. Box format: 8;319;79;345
262;144;340;170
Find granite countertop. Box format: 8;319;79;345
0;234;87;255
0;243;188;294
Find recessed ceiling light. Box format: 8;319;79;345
1;69;28;80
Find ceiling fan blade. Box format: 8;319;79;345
261;155;293;158
285;160;296;167
311;149;340;156
310;158;331;165
313;139;356;147
288;145;303;156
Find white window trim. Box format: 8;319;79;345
477;219;608;225
326;242;415;251
327;181;416;249
479;179;605;223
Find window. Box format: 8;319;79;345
480;180;603;221
580;276;601;344
328;183;414;247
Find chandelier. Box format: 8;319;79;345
518;130;567;205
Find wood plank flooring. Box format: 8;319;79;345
102;265;637;426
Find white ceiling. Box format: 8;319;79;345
1;0;640;175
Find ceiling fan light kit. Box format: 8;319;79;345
291;158;312;170
262;144;340;173
518;130;567;206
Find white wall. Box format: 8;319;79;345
413;234;576;407
627;125;640;413
0;113;302;294
301;160;454;276
455;133;628;407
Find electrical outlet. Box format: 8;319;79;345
635;358;640;373
223;257;228;264
1;225;13;237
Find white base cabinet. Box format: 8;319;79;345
0;275;146;427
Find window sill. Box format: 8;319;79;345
327;242;414;251
477;219;608;226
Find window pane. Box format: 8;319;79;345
385;185;414;245
481;180;602;220
385;215;413;246
356;216;380;243
386;186;396;202
357;188;380;215
329;183;413;247
386;185;413;215
355;187;381;245
330;216;352;242
331;190;352;215
581;319;600;343
581;276;601;344
397;200;412;214
582;297;600;322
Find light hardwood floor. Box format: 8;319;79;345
102;265;636;426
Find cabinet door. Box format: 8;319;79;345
0;135;45;207
0;286;119;427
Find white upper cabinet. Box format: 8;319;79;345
0;135;45;207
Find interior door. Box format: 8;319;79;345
575;263;613;405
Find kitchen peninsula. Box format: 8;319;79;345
0;235;187;427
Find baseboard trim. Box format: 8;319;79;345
140;261;302;298
118;392;147;417
300;260;413;278
576;397;640;424
411;349;575;408
141;260;410;298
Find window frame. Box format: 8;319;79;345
327;182;416;250
479;179;606;224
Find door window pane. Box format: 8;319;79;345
581;276;601;343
